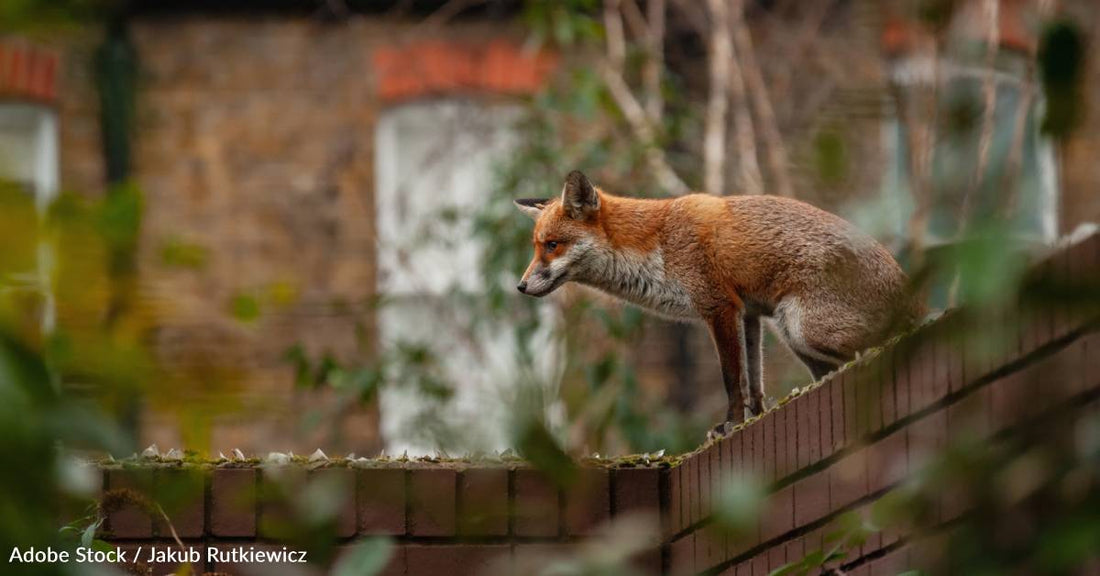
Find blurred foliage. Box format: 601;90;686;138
1;184;134;575
333;538;394;576
159;237;209;270
522;0;601;49
0;0;118;34
229;293;261;323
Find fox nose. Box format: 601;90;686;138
517;281;528;294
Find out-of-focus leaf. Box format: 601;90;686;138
0;330;56;405
230;293;261;323
712;476;764;535
515;418;577;488
159;237;209;270
96;181;143;254
79;518;101;548
266;280;299;307
813;129;848;185
91;539;115;554
332;538;393;576
768;561;804;576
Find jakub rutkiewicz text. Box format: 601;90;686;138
9;546;308;565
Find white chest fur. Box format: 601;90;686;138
578;246;696;319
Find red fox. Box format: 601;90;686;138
515;171;921;430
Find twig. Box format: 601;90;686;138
901;31;943;266
644;0;665;121
603;0;626;72
619;0;650;42
726;2;763;195
669;0;708;37
1000;76;1034;217
773;0;837;125
599;64;690;195
730;0;793;197
155;503;187;551
968;0;1001;214
703;0;731;195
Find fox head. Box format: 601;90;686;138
513;170;604;297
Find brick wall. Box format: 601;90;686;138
0;38;60;103
96;460;663;575
93;232;1100;575
47;16;553;455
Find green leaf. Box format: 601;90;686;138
712;477;764;534
230;293;261;323
97;181;143;252
515;418;577;487
768;561;805;576
800;549;826;568
91;539;115;554
160;237;209;269
332;538;393;576
80;518;101;548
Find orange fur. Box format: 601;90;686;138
516;172;921;426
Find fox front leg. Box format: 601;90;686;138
707;307;747;434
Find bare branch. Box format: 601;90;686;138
728;62;765;196
901;37;942;264
617;0;665;121
620;0;650;42
599;64;690;195
644;0;666;121
1000;76;1034;217
603;0;626;72
972;0;1000;196
703;0;731;195
725;0;763;195
600;0;687;195
669;0;708;37
730;0;794;197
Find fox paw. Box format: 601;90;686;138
706;420;735;441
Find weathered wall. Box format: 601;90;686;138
128;17;384;453
51;16;549;455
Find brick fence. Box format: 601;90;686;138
95;231;1100;576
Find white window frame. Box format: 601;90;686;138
373;99;560;454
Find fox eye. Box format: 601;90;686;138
545;241;559;252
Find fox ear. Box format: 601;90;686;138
514;198;549;221
561;170;599;220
